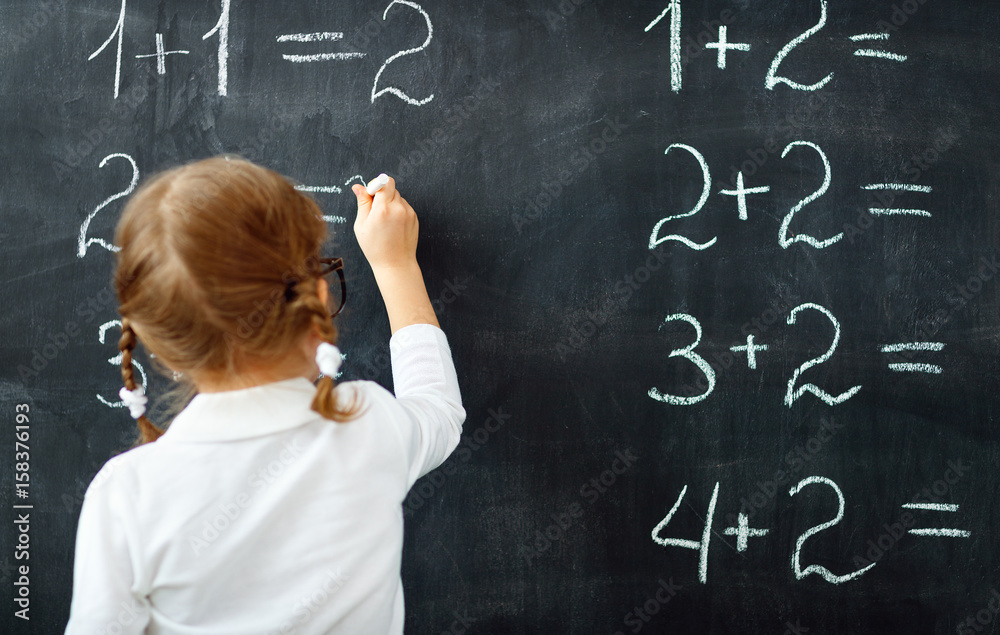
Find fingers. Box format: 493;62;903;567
374;175;397;203
351;184;372;226
355;175;414;235
367;177;410;214
351;173;420;271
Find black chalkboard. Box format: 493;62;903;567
4;0;1000;633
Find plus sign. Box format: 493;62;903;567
730;334;769;370
719;172;770;221
723;513;769;552
135;33;190;75
705;26;750;70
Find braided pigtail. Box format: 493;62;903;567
291;280;360;422
119;318;165;446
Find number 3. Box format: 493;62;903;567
96;320;147;410
649;313;716;405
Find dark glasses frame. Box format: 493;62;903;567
319;257;347;317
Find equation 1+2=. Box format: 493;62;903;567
645;0;910;93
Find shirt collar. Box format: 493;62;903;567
160;376;321;443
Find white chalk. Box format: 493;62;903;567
902;503;959;512
366;173;390;196
788;476;877;583
909;528;970;538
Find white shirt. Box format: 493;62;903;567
65;323;464;635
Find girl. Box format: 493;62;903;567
65;157;465;634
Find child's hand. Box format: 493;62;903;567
351;176;419;274
350;176;439;333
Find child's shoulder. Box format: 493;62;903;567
332;379;405;426
85;441;159;498
335;379;394;403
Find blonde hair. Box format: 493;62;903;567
113;156;357;446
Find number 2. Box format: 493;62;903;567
371;1;434;106
77;153;139;258
778;141;842;249
784;303;861;407
789;476;875;583
649;144;717;251
765;0;832;91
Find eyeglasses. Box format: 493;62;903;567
319;257;347;317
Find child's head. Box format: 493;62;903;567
114;156;356;446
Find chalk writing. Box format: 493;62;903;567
277;31;365;62
789;476;876;583
77;154;138;258
648;314;716;406
202;0;231;96
96;320;147;410
651;482;719;583
88;0;126;98
371;0;434;105
648;144;717;251
644;0;682;92
135;33;189;75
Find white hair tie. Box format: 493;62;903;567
119;385;148;419
315;342;343;378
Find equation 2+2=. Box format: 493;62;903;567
647;142;935;252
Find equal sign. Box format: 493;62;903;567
901;503;970;538
294;174;367;223
849;33;908;62
276;32;366;62
861;183;932;217
879;342;944;374
294;185;347;223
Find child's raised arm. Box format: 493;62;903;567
351;177;440;334
351;176;464;485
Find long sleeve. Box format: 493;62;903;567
65;466;151;635
387;323;466;489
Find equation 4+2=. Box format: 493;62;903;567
651;477;969;584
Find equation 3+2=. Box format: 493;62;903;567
649;303;946;407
